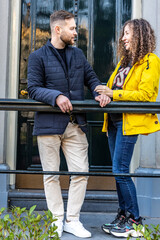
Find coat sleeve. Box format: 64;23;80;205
113;57;160;102
81;50;101;98
27;52;62;106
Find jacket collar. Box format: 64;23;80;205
118;53;151;87
108;53;160;88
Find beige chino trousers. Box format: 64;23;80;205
37;123;89;221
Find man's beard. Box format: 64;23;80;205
60;34;74;46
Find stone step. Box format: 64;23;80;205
8;189;118;212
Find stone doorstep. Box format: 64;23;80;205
8;189;118;212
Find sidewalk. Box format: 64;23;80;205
61;212;160;240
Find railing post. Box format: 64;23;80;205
0;164;10;209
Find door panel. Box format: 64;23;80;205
17;0;131;190
16;174;116;190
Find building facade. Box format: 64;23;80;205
0;0;160;217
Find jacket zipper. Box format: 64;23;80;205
49;45;71;98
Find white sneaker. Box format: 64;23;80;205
52;220;63;238
64;220;91;238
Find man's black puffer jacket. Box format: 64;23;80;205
27;39;101;135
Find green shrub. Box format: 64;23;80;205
127;223;160;240
0;205;60;239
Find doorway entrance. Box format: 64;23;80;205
17;0;131;190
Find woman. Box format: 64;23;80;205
95;18;160;238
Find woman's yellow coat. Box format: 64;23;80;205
102;53;160;135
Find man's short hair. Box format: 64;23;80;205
50;10;75;28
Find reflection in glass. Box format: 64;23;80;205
78;0;88;57
93;0;116;82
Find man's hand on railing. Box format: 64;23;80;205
95;94;111;107
56;94;73;113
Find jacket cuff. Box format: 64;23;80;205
113;90;124;101
51;92;63;106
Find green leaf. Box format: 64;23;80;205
28;205;36;216
21;207;27;212
0;207;5;214
4;214;10;221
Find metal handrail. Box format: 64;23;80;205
1;98;160;113
0;98;160;178
0;170;160;178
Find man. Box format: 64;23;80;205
28;10;110;238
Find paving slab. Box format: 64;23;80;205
61;212;160;240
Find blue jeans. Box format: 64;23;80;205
108;120;139;219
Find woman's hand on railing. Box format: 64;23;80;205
95;85;113;98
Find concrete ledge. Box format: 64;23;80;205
135;167;160;217
0;164;10;209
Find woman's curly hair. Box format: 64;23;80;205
118;18;156;67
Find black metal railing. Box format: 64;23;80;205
0;98;160;178
1;98;160;113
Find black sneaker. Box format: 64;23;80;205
110;212;144;238
102;209;126;234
